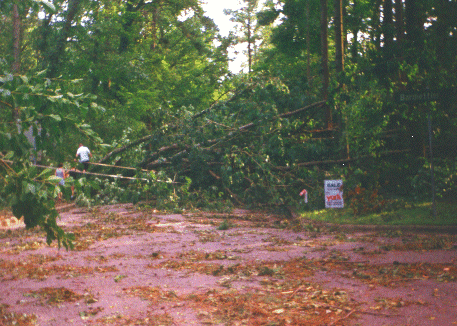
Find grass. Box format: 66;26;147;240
300;201;457;226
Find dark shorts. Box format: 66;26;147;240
80;161;89;171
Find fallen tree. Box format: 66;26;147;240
95;78;418;210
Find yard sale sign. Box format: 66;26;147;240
324;180;344;208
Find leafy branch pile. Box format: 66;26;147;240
112;78;333;210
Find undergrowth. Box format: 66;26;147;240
301;201;457;226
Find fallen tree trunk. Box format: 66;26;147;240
142;100;328;168
272;149;411;171
99;134;154;163
101;99;326;165
99;87;250;164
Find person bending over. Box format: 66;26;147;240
75;143;92;172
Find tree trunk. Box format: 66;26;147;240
306;0;311;87
372;0;383;50
434;0;448;64
383;0;393;51
334;0;344;73
394;0;404;44
350;0;359;61
394;0;405;84
11;3;21;120
12;3;21;74
119;1;147;53
405;0;423;51
320;0;331;128
247;13;252;73
48;0;82;77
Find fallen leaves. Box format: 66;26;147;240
123;286;177;305
184;284;354;326
1;205;457;325
28;287;83;306
310;259;457;286
0;303;37;326
0;254;118;281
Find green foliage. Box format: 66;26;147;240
218;219;231;230
2;0;457;225
0;70;101;249
410;158;457;201
0;159;73;249
302;201;457;226
0;72;102;161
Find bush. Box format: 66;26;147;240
347;186;387;216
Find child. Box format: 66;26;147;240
55;163;66;201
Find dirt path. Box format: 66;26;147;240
1;204;456;325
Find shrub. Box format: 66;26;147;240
347;185;387;216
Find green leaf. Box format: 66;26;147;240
34;0;56;13
48;175;63;184
48;114;62;121
48;95;63;102
36;168;53;179
25;182;37;194
19;75;29;84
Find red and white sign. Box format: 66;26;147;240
324;180;344;208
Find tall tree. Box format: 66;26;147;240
404;0;423;53
46;0;83;78
12;3;21;73
382;0;394;51
334;0;344;73
225;0;260;73
394;0;403;44
320;0;331;128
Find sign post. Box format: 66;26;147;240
394;89;449;218
427;112;437;217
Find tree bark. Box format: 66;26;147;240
383;0;394;51
12;3;21;74
320;0;331;128
334;0;344;73
11;3;21;120
119;0;147;53
48;0;82;77
99;134;155;163
306;0;311;87
394;0;404;44
247;12;252;73
405;0;423;51
372;0;383;50
350;0;359;61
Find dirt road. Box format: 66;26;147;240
1;204;456;325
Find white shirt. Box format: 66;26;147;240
76;146;91;162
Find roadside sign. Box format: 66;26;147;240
325;180;344;208
395;88;457;104
393;86;456;218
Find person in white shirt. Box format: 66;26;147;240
75;143;92;172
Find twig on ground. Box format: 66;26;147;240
330;309;356;325
329;308;402;325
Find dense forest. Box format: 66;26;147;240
1;0;457;246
